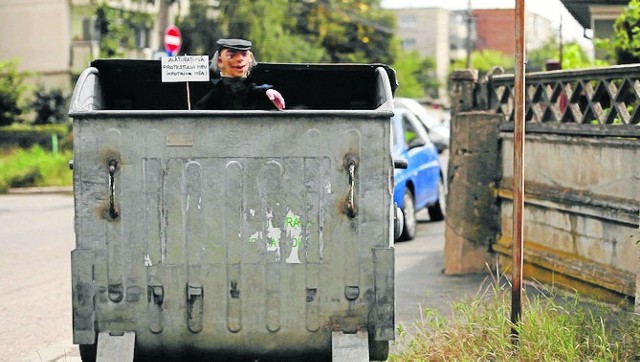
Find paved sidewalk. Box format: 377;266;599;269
391;213;492;355
7;186;73;195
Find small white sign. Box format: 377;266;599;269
161;55;210;82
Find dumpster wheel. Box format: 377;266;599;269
369;340;389;361
79;343;96;362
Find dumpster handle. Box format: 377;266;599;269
346;160;357;218
108;159;119;219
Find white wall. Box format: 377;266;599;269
0;0;71;85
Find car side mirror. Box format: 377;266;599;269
394;158;408;169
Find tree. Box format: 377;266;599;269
95;3;154;58
392;50;438;98
31;88;69;125
219;0;328;62
294;0;395;63
450;49;515;78
0;60;30;126
526;37;599;71
613;0;640;64
176;0;395;64
561;43;600;69
176;1;223;56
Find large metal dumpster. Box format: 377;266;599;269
69;59;397;361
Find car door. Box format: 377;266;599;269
398;111;440;210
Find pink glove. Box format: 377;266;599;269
266;89;285;110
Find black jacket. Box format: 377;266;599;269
194;75;276;110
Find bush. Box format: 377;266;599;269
0;59;30;126
613;0;640;64
31;87;70;125
0;145;73;191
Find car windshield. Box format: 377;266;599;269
393;110;430;148
394;98;441;130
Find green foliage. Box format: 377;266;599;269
0;145;73;192
594;37;617;66
562;43;599;69
613;0;640;64
217;0;329;62
95;3;154;58
31;87;70;125
526;37;561;72
392;50;438;98
178;0;440;96
526;38;599;71
293;0;396;64
176;2;223;56
390;283;640;361
0;59;30;126
178;0;395;64
450;49;514;79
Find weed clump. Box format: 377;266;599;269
390;281;640;361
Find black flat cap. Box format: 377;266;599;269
216;38;252;51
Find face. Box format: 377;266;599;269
217;48;252;78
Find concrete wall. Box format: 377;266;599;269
496;133;638;302
443;111;500;275
446;70;640;307
473;9;553;55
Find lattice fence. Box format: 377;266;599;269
487;64;640;128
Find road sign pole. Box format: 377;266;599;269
511;0;526;345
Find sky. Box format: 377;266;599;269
381;0;593;48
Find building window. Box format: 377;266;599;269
401;38;416;50
399;15;416;29
594;19;616;40
135;27;150;48
82;18;95;41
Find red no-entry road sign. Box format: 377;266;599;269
164;25;182;55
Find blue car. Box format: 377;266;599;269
392;107;445;241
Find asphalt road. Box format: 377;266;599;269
0;193;78;361
0;192;488;361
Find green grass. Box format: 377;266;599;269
0;145;73;192
390;282;640;361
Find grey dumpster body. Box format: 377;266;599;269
70;60;396;360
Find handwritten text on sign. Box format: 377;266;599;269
161;55;210;82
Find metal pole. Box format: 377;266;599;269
559;14;564;68
465;0;473;68
511;0;526;344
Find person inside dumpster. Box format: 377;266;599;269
194;38;285;110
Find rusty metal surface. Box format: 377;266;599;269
511;0;526;339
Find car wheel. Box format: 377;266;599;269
399;189;417;241
427;175;446;221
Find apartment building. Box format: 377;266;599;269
392;7;451;99
473;9;553;55
0;0;185;90
0;0;71;89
